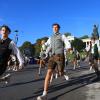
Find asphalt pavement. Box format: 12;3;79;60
0;61;100;100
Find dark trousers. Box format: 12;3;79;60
0;65;7;76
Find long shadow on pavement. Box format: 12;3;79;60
0;78;44;88
22;72;99;100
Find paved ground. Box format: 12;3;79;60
0;61;100;100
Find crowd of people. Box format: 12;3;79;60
0;23;100;100
37;24;100;100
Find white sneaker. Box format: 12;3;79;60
90;66;92;71
93;70;95;72
78;65;80;67
73;66;76;70
5;81;8;84
55;73;58;79
64;75;69;80
0;74;10;84
37;95;47;100
1;74;10;79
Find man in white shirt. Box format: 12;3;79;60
0;25;24;83
37;23;71;100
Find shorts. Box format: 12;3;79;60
48;54;65;72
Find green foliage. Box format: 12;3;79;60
19;41;35;56
66;51;87;62
19;37;49;57
34;37;48;57
71;38;86;52
80;35;89;39
64;32;71;37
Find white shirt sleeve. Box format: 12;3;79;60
45;37;51;46
41;37;51;54
62;35;71;50
9;41;24;65
45;46;51;54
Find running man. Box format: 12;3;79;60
0;25;24;83
37;23;71;100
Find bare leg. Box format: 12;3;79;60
73;60;76;70
37;69;53;100
44;69;53;92
38;60;42;75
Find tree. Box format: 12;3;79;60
71;38;86;52
64;32;72;37
80;35;89;39
19;36;49;57
41;37;48;41
34;37;48;57
19;41;35;57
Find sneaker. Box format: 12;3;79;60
5;81;8;84
73;65;76;70
93;70;96;72
89;66;92;71
0;74;10;84
78;66;80;67
64;75;69;80
55;73;58;79
38;72;42;76
1;74;10;80
64;69;66;72
37;95;47;100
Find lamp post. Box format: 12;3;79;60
14;30;18;45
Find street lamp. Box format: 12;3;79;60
14;30;18;45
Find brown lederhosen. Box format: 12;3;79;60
48;54;65;72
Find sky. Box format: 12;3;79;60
0;0;100;46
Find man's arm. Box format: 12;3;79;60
45;46;51;54
42;38;51;58
44;37;51;47
62;35;71;51
9;41;24;67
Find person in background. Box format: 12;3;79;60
89;37;99;78
38;40;47;75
